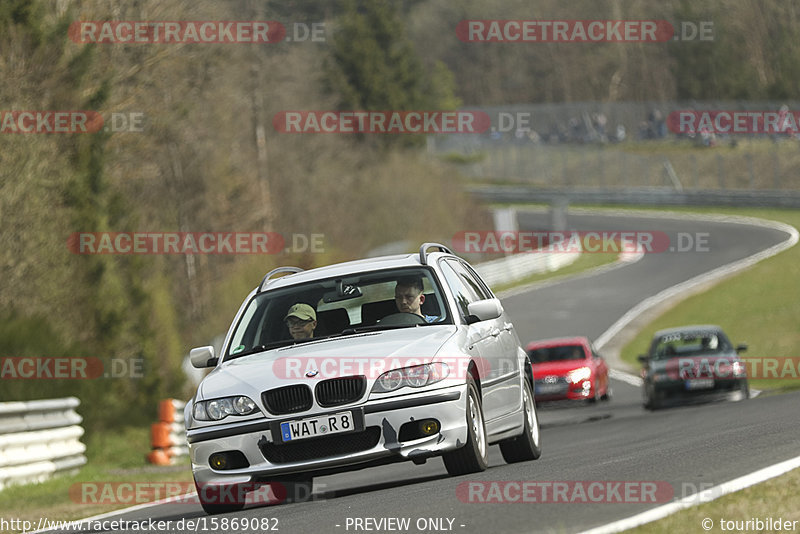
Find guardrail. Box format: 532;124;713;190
147;399;189;465
0;397;87;491
474;242;581;288
467;185;800;208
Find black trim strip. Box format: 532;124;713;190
363;390;461;414
187;420;272;444
481;371;519;389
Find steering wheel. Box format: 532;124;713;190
377;312;427;326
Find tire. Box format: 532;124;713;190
443;377;489;476
601;385;612;401
739;380;750;400
194;479;246;515
500;379;542;463
643;382;660;411
644;383;664;411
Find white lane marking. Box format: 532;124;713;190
608;368;642;387
27;491;198;533
575;453;800;534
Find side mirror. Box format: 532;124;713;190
190;346;218;368
637;354;648;363
466;299;503;324
735;343;748;353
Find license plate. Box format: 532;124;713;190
685;379;714;390
536;383;565;395
279;411;356;442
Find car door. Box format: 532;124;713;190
439;259;520;423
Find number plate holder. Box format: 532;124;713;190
270;409;365;444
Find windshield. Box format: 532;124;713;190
651;331;732;360
529;345;586;363
225;267;451;358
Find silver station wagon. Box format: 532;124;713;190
186;243;541;514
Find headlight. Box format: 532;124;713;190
653;372;670;382
371;363;449;394
567;367;591;384
193;395;258;421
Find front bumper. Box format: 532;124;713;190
188;384;466;485
653;377;747;398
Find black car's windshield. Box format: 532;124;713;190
651;331;732;360
226;267;451;359
529;345;585;363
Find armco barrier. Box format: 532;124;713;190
147;399;188;465
474;241;581;287
0;397;87;491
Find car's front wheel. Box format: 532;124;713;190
499;379;542;463
443;377;488;476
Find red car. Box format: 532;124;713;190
526;337;611;402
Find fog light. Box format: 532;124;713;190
209;453;227;470
208;450;249;470
421;420;439;435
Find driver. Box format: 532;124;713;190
394;277;437;323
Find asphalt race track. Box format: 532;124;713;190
46;209;800;534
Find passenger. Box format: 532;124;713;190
284;303;317;340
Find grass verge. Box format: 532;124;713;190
625;466;800;534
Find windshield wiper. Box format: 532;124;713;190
227;340;294;360
348;323;421;334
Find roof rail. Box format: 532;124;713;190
419;242;453;265
258;266;304;292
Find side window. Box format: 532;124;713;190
459;261;494;300
446;259;491;301
439;261;479;318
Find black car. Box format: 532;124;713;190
638;325;749;410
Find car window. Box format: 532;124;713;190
529;345;586;363
438;260;481;318
651;330;732;359
226;267;450;358
446;259;493;301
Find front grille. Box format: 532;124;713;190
259;426;381;464
315;376;366;407
262;384;313;415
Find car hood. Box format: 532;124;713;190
532;360;590;377
196;326;458;401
